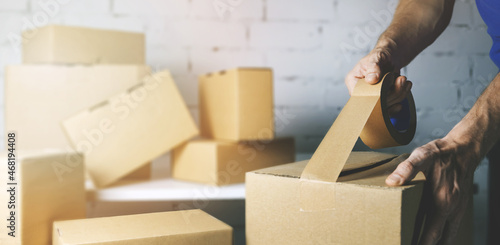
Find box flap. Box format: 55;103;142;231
254;151;393;177
252;152;424;188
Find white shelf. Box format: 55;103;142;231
86;153;311;202
86;178;245;202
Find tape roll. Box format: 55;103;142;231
300;72;416;183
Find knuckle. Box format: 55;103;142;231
430;231;443;243
398;161;415;174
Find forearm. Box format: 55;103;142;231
374;0;455;69
448;72;500;161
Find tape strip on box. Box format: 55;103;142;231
299;72;417;211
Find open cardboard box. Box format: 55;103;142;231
246;152;473;245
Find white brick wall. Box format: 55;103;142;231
31;0;110;14
266;0;334;21
0;0;28;11
250;22;322;49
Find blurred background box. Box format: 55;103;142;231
199;68;274;141
0;151;85;245
53;209;232;245
5;64;151;151
62;71;198;187
23;25;145;64
172;137;295;185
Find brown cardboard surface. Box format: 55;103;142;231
5;64;151;151
53;210;233;245
119;162;151;180
246;152;428;245
172;137;295;185
62;71;199;187
200;68;274;141
23;25;145;64
0;151;86;245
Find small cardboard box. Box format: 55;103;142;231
0;151;85;245
52;209;233;245
62;71;199;187
172;137;295;185
23;25;145;64
199;68;274;141
246;152;473;245
5;64;151;151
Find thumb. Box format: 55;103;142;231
364;62;382;84
386;148;429;186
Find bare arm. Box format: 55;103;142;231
345;0;456;108
378;0;456;70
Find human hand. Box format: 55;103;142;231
345;48;412;116
385;133;479;245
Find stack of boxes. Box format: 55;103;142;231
6;25;154;181
1;25;233;244
171;68;296;185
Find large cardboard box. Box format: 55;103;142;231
246;152;473;245
199;68;274;141
62;71;199;187
0;151;86;245
23;25;145;64
52;210;233;245
172;137;295;185
5;64;151;151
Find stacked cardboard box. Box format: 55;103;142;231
62;71;199;187
1;25;209;245
0;151;86;245
5;25;153;179
171;68;296;185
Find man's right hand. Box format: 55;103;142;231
344;47;412;116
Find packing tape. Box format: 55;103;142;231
299;72;416;211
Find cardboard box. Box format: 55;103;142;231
246;151;473;245
199;68;274;141
0;151;86;245
248;152;423;245
23;25;145;64
62;71;199;187
172;137;295;185
52;210;233;245
5;64;151;151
